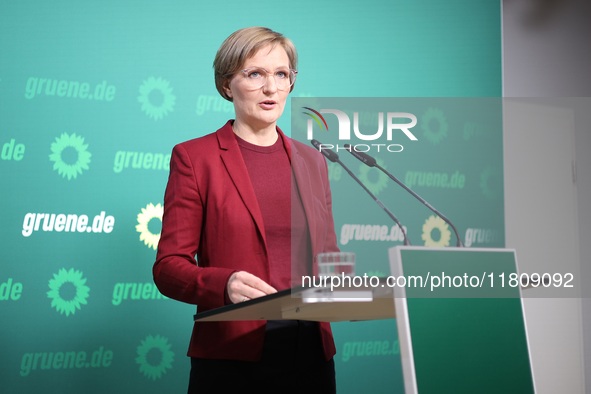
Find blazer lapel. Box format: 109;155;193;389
288;139;320;258
217;122;268;247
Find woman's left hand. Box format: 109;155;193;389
226;271;277;303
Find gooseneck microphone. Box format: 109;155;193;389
344;144;464;247
311;139;411;246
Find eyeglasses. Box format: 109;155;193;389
238;67;298;91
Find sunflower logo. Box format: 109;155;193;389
480;166;499;200
136;335;174;380
47;268;90;316
421;215;451;247
358;157;388;195
136;203;163;250
138;77;176;120
49;133;92;180
421;108;448;145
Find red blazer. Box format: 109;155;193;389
153;120;339;361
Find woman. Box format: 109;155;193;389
153;27;339;392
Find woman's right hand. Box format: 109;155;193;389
226;271;277;304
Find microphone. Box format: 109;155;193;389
344;145;464;247
311;139;411;246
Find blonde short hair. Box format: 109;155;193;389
213;27;298;102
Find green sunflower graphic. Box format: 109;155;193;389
136;335;174;380
421;215;451;247
138;77;176;120
421;108;448;145
358;157;388;195
48;133;92;180
480;166;499;200
136;203;163;250
47;268;90;316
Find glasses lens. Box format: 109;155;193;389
242;68;265;90
271;70;296;90
242;68;296;90
287;70;297;89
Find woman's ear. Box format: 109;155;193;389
223;80;233;100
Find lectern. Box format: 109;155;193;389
194;246;536;393
389;246;535;394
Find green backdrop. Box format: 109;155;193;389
1;1;503;393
